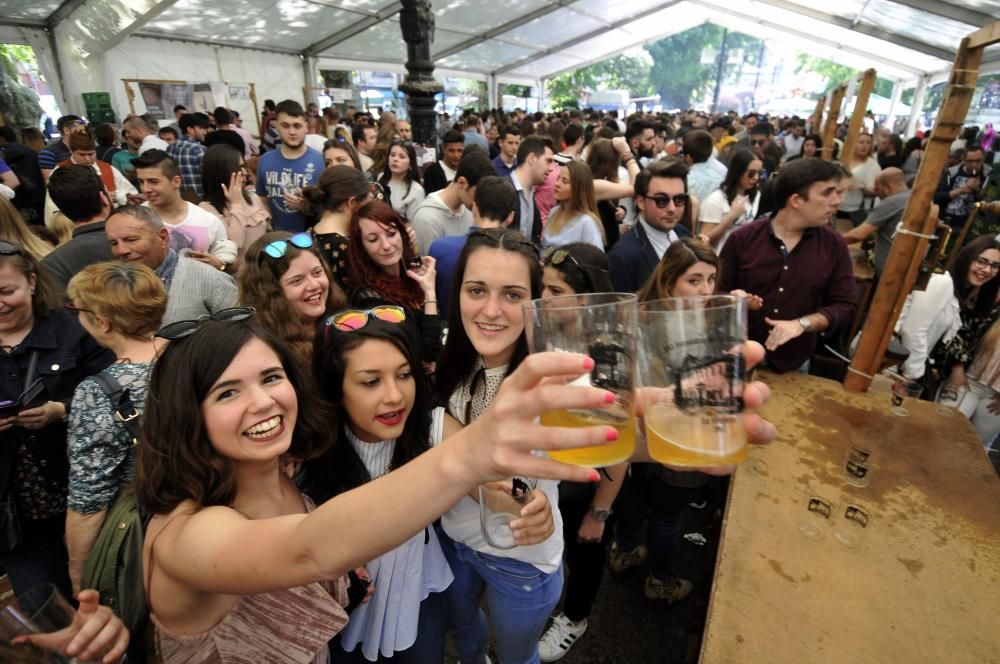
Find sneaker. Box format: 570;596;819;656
608;542;647;573
539;613;588;662
644;575;693;602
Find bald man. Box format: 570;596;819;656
842;167;910;274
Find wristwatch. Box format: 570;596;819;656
798;316;812;332
590;507;612;522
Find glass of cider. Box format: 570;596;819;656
638;296;749;467
523;292;638;467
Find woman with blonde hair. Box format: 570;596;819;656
238;230;347;365
0;196;53;258
64;261;168;591
542;161;605;250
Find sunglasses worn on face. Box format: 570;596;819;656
751;140;766;146
327;305;406;332
645;194;690;208
973;256;1000;272
745;169;761;178
264;232;314;259
156;307;256;340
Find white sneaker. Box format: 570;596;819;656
538;613;588;662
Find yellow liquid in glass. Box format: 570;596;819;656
540;409;636;467
644;405;747;467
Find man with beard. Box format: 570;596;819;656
608;160;693;292
255;99;325;232
720;158;856;373
626;120;656;166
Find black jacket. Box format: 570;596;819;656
608;222;691;293
422;162;451;195
0;310;114;520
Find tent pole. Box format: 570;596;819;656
845;35;988;392
820;85;846;160
809;94;825;135
840;69;877;167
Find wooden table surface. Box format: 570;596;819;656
700;372;1000;663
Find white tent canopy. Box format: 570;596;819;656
0;0;997;118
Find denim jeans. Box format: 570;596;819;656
332;591;446;663
437;529;563;664
613;467;694;582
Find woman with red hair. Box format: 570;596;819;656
347;200;442;364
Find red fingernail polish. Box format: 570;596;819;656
589;470;600;482
604;391;616;404
583;357;595;370
606;427;619;442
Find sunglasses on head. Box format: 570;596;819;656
392;139;414;149
156;307;256;341
644;193;689;208
469;228;539;256
543;246;580;268
369;182;386;201
326;305;406;332
0;240;25;256
264;232;313;259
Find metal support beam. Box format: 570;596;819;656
304;1;402;57
749;0;955;62
432;0;576;61
493;0;683;75
46;0;90;28
696;2;928;77
886;79;903;125
905;75;930;137
134;31;303;56
885;0;993;29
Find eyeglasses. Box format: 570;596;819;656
326;305;406;332
750;139;766;146
543;246;580;268
745;169;761;178
644;194;689;208
0;240;24;256
263;232;314;259
156;307;256;340
64;303;95;315
973;256;1000;272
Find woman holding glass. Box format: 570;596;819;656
137;314;610;663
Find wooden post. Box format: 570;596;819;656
810;94;825;135
820;85;846;160
840;69;877;167
249;83;262;140
845;37;986;392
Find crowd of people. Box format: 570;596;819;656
0;97;997;663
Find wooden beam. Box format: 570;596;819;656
809;95;825;134
845;38;984;392
839;68;877;167
966;22;1000;50
820;85;845;160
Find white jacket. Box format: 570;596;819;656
895;272;962;379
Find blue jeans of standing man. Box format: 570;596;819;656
438;528;563;664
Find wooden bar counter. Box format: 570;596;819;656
700;372;1000;663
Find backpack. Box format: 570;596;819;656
80;370;152;662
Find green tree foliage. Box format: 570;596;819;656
644;25;762;109
546;52;652;109
0;44;42;128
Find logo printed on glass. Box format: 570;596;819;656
672;354;745;416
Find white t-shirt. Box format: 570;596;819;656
698;189;759;251
139;134;170;155
441;368;564;573
147;201;237;263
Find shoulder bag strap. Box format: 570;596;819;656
90;370;142;445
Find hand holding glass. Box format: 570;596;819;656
637;296;749;466
523;293;638;467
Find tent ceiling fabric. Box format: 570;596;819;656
1;0;996;82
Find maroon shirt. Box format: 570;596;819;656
719;216;856;373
